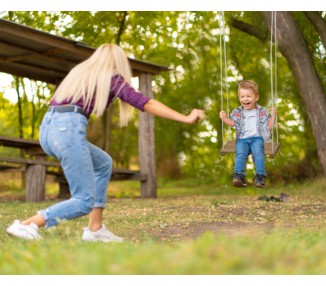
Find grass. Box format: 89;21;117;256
1;177;326;275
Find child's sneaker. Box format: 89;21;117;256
6;220;41;240
82;224;124;243
232;173;247;188
255;174;266;188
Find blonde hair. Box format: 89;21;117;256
237;80;259;96
54;43;134;126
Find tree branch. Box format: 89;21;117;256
304;12;326;50
116;11;128;45
230;18;268;43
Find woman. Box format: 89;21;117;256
6;44;205;242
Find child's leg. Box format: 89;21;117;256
250;137;266;176
235;138;250;175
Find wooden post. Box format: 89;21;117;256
138;73;157;198
57;176;70;199
25;162;46;202
23;149;47;202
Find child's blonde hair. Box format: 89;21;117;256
237;80;259;96
54;43;134;126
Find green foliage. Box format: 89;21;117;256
0;94;17;137
0;11;324;182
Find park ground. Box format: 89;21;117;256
1;177;326;274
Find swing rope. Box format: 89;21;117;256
219;11;230;148
270;11;279;152
219;12;224;148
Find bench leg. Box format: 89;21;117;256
58;181;70;199
26;164;46;202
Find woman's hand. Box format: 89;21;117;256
144;99;205;124
185;109;205;124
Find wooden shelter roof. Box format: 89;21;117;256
0;19;169;84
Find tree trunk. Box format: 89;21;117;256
101;11;128;154
261;12;326;175
15;77;24;139
31;81;36;139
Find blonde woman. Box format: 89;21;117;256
6;44;205;241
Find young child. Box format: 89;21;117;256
219;80;277;188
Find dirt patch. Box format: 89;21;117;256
153;221;275;241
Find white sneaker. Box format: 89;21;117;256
82;224;124;243
6;220;41;240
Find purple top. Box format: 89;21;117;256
50;74;151;117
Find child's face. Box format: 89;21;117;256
238;88;259;110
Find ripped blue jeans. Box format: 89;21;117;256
38;110;112;227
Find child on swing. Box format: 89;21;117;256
219;80;277;188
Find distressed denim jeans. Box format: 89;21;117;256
38;110;112;227
234;136;266;177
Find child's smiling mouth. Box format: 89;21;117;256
242;102;251;107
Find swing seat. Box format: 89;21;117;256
220;140;281;159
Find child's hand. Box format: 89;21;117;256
220;111;235;127
220;111;227;120
271;107;277;116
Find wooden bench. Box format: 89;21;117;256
0;135;147;202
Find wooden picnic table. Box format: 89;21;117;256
0;135;146;202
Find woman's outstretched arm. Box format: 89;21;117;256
143;99;205;124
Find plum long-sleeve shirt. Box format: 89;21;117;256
50;74;150;118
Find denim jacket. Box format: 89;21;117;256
230;104;271;142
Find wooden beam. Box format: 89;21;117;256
0;60;65;84
0;20;92;58
0;156;60;167
138;73;157;198
0;19;170;79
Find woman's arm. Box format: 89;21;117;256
143;99;205;124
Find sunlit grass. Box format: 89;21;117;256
1;177;326;274
1;230;326;275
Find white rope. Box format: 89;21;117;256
274;12;279;144
270;12;274;152
221;12;231;141
219;11;231;147
270;11;279;153
219;12;224;147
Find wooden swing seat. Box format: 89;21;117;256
220;140;281;159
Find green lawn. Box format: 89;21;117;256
1;178;326;275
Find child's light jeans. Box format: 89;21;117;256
234;136;266;177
